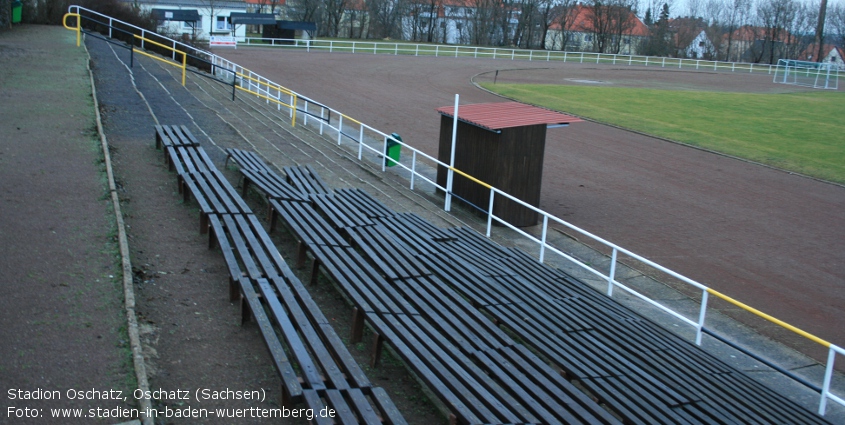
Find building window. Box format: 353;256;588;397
215;16;231;31
584;34;592;42
182;20;196;30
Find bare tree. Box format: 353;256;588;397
587;0;639;53
369;0;402;38
288;0;322;24
829;3;845;47
323;0;349;36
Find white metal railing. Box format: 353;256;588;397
68;6;844;416
237;37;843;81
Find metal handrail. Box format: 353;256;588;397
238;37;842;80
64;5;844;415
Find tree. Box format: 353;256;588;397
830;3;845;47
368;0;401;38
589;0;638;53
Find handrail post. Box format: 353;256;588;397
539;215;549;263
696;289;709;345
445;94;459;212
181;51;186;86
381;136;388;172
607;248;618;296
486;188;494;237
358;125;365;160
818;346;836;415
410;151;417;190
337;115;343;145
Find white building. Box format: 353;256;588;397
130;0;250;40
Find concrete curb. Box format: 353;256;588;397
84;38;154;425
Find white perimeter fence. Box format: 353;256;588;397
69;5;844;416
238;37;842;84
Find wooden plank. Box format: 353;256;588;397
311;194;374;229
236;277;303;403
370;387;408;425
335;188;395;219
346;388;384;424
283;165;332;195
324;389;358;424
367;314;488;425
260;278;353;391
269;199;350;247
254;279;325;391
393;314;528;424
241;169;308;202
302;390;335;425
347;225;430;281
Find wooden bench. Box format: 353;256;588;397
311;194;375;230
416;225;834;424
155;124;201;150
223;147;273;173
334;188;395;219
272;194;620;425
212;221;407;424
283;165;332;195
268;199;350;269
181;170;252;234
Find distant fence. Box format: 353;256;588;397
238;37;842;83
67;5;845;416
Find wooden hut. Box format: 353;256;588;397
436;102;582;227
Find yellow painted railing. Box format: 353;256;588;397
132;35;187;86
235;71;297;127
62;13;81;46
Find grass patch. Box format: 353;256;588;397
481;83;845;183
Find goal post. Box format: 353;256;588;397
774;59;840;90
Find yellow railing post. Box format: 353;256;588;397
181;51;187;86
62;13;81;47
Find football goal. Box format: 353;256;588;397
773;59;840;89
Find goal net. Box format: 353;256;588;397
773;59;840;90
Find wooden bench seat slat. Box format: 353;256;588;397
396;277;511;353
311;194;375;229
364;314;485;425
254;278;326;391
472;349;585;425
347;225;431;281
241;169;308;202
270;199;350;248
224;148;273;172
335;188;395;219
370;387;408;425
325;389;359;424
237;277;304;402
346;388;384;424
283;165;332;195
497;344;622;424
393;314;532;424
302;390;335;425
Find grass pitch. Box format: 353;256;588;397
480;83;845;184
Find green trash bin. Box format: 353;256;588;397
385;133;401;167
12;0;22;23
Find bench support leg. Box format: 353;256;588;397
239;294;250;325
199;213;210;235
229;278;240;302
309;259;320;285
371;332;384;368
241;177;250;198
350;308;365;344
296;242;307;269
280;384;291;408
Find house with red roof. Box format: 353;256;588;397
545;4;648;54
801;44;845;70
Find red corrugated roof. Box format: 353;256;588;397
436;102;582;131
